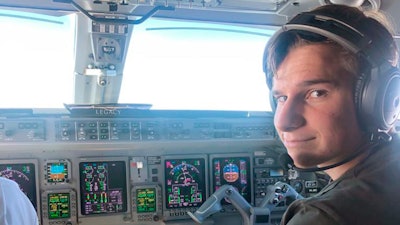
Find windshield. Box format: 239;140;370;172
0;10;75;108
0;9;274;111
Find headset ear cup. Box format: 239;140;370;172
359;65;400;132
381;70;400;130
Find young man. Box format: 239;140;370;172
0;177;39;225
264;4;400;225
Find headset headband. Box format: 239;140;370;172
265;12;389;71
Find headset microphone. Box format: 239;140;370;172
279;142;380;173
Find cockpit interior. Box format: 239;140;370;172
0;0;399;225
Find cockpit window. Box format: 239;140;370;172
120;19;273;111
0;10;274;111
0;9;75;108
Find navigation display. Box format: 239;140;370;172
79;160;127;215
0;162;38;209
164;157;206;209
211;155;252;203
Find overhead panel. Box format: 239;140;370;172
73;0;289;13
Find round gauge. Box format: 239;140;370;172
169;163;200;185
223;163;239;182
292;181;303;193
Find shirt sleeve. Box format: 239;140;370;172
0;177;39;225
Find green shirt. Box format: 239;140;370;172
281;141;400;225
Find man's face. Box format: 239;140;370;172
272;43;364;169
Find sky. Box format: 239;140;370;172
0;10;272;111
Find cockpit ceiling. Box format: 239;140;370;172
0;0;336;27
0;0;293;26
0;0;291;13
0;0;399;30
73;0;291;12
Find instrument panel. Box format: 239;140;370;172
0;110;325;225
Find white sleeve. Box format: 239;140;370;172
0;177;39;225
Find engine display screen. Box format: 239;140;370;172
165;158;206;209
212;156;251;203
79;160;127;215
0;162;37;209
136;188;156;213
48;192;70;219
46;161;70;183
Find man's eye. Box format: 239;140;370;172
275;96;287;102
310;90;327;98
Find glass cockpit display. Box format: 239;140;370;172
164;158;206;209
48;192;71;219
42;189;77;225
132;184;162;222
212;156;251;203
45;160;71;184
136;187;156;213
79;160;127;215
0;162;38;209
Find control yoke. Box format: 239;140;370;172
188;182;303;225
188;185;252;225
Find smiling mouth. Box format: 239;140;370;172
283;137;315;147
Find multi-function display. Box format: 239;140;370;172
136;187;156;213
46;160;70;183
48;192;71;219
79;160;127;215
164;158;206;209
0;162;37;209
212;156;251;203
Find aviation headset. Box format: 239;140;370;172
263;9;400;134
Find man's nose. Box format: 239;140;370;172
274;98;305;132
